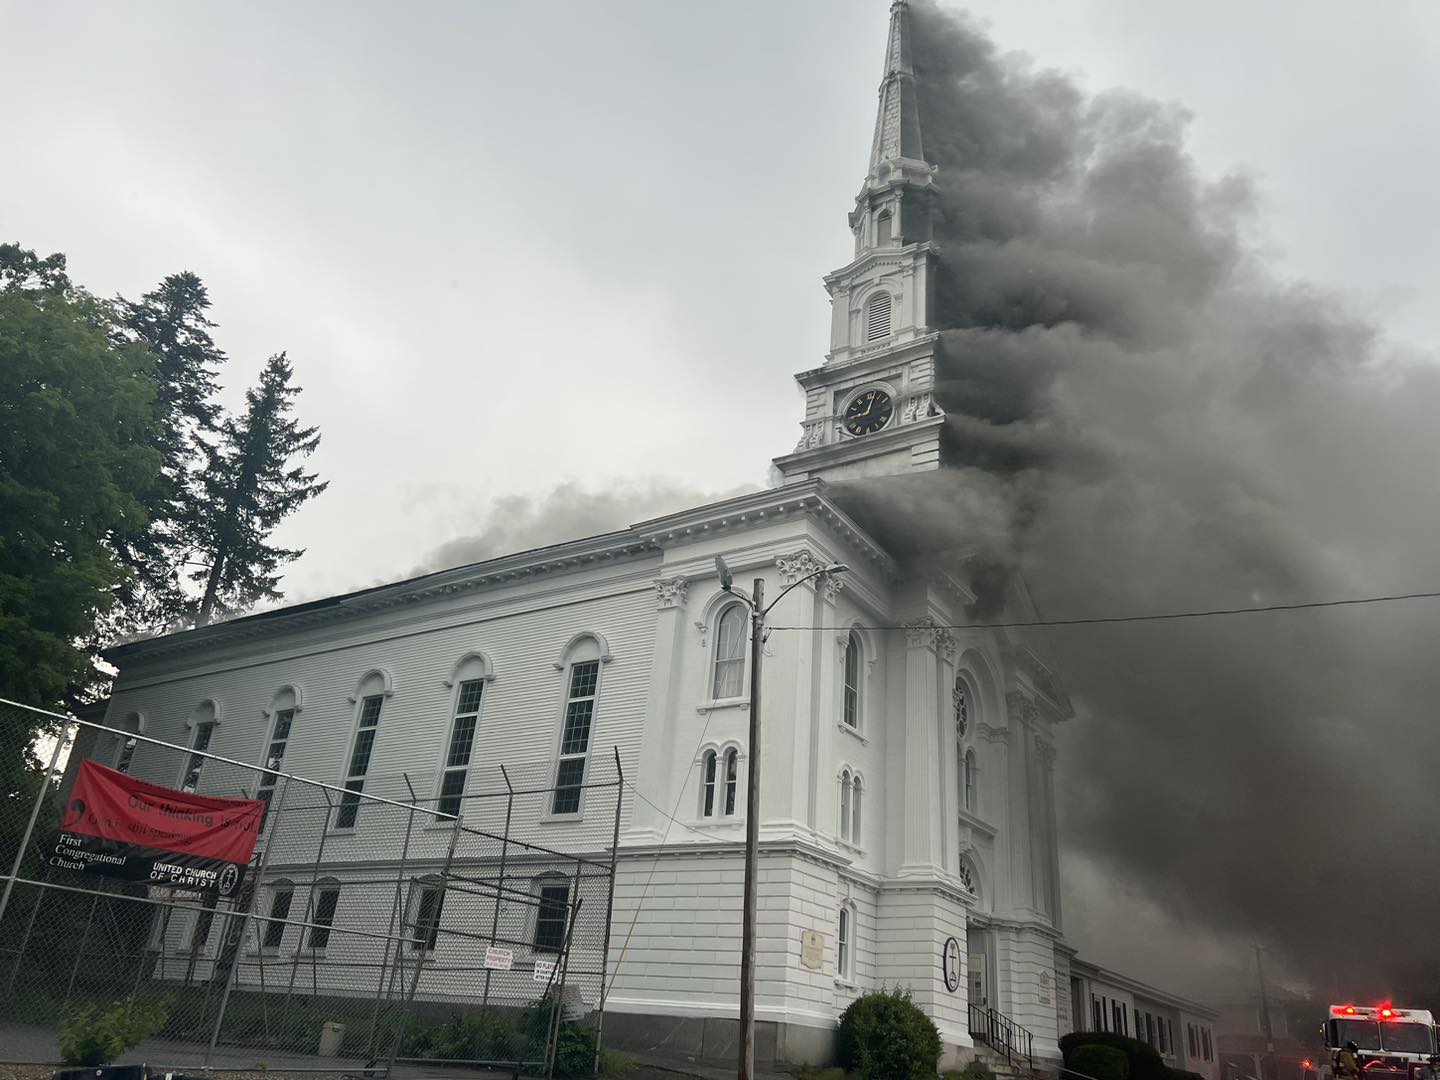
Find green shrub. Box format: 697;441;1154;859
1069;1044;1130;1080
552;1023;597;1077
1061;1032;1166;1080
59;1001;168;1066
836;987;943;1080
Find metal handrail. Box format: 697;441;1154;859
969;1001;1036;1069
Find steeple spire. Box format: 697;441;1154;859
868;0;929;180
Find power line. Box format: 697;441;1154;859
768;589;1440;633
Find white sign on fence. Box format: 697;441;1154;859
533;958;556;983
484;945;514;971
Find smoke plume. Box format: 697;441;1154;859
415;480;755;576
848;1;1440;998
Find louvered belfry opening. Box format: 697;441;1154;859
866;292;892;341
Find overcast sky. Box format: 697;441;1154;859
6;0;1438;601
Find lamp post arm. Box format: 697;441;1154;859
761;567;837;618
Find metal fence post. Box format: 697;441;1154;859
385;812;463;1078
206;774;291;1066
365;773;420;1060
546;890;584;1080
592;748;623;1076
0;722;69;927
480;764;513;1017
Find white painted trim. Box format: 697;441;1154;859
551;631;612;671
346;667;394;703
443;650;496;687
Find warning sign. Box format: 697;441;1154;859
485;946;514;970
533;958;556;982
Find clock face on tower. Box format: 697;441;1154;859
843;389;894;436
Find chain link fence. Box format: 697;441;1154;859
0;698;622;1077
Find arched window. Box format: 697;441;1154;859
180;701;218;793
438;664;487;820
865;293;892;342
701;750;718;818
964;748;977;813
723;748;739;816
257;689;297;832
851;775;863;843
712;604;747;699
262;879;294;950
407;875;445;952
552;636;603;815
837;903;853;979
875;209;893;246
113;712;143;774
308;878;341;951
337;672;388;829
839;769;853;842
842;633;862;729
533;876;570;954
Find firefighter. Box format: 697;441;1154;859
1335;1041;1363;1080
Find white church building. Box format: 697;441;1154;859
90;2;1216;1071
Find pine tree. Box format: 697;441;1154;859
191;352;327;625
108;273;226;630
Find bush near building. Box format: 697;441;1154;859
835;987;943;1080
1061;1032;1167;1080
1069;1044;1131;1080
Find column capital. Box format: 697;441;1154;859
905;616;955;658
653;576;689;610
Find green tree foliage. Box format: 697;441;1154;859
106;272;227;630
1061;1032;1168;1080
836;986;944;1080
0;244;161;790
193;352;328;624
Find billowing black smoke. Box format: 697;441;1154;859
843;0;1440;998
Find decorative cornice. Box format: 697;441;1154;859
653;576;688;610
108;480;900;666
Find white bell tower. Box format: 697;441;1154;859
774;0;946;484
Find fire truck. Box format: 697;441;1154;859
1324;1004;1438;1080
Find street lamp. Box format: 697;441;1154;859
719;554;849;1080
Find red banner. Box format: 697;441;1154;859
52;760;265;896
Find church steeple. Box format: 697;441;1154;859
865;0;932;196
771;0;945;486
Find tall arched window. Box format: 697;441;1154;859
865;292;892;342
839;769;853;842
257;689;297;832
964;748;977;813
723;748;739;816
875;209;892;246
552;637;604;815
843;632;862;729
438;662;487;820
338;672;388;829
851;775;862;843
114;712;143;774
712;604;747;699
701;750;718;817
838;902;854;980
263;879;294;950
180;702;218;793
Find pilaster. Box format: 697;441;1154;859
897;617;949;876
623;576;689;842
